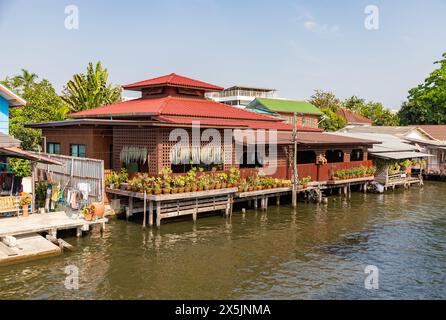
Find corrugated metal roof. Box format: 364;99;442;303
122;73;224;92
372;151;433;160
333;132;417;153
336;108;372;124
415;125;446;141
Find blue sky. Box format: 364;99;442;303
0;0;445;110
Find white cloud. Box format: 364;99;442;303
303;20;339;34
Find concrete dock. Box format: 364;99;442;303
0;212;107;266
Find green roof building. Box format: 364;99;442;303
247;98;323;116
247;98;323;128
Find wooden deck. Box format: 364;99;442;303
107;187;238;227
0;211;108;238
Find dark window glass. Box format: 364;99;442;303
70;144;86;158
47;143;60;154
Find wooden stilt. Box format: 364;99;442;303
149;201;154;227
276;195;280;206
156;202;161;227
142;192;147;228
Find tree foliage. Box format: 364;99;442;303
62;62;121;112
309;90;346;131
399;52;446;125
1;70;69;150
344;95;399;126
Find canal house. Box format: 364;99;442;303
334;132;432;189
27;73;378;183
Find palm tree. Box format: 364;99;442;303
17;69;38;91
63;62;121;112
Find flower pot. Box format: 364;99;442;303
215;184;222;190
238;187;244;192
221;183;227;189
178;187;185;193
84;214;93;221
162;189;171;195
191;186;198;192
171;188;179;194
154;190;161;195
248;187;254;192
185;187;191;193
227;183;233;188
22;206;29;218
109;184;115;189
273;184;278;189
92;202;105;218
198;186;204;191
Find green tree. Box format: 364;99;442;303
399;52;446;125
309;90;346;131
309;89;342;112
62;61;121;112
343;96;399;126
2;76;68;150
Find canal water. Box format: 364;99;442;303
1;182;445;300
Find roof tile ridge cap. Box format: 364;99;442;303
158;96;173;115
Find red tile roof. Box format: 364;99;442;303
336;108;373;125
70;96;284;121
122;73;224;92
155;115;323;132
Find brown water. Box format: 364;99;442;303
1;182;446;300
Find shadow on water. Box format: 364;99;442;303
1;182;446;299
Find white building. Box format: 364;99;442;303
206;85;277;108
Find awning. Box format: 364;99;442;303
0;146;63;165
371;151;433;160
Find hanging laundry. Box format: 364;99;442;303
78;182;91;200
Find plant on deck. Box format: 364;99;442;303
105;167;292;195
333;166;376;180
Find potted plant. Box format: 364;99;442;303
153;183;162;195
82;205;94;221
302;176;312;189
20;197;31;217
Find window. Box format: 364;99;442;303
70;144;86;158
47;143;60;155
351;149;364;161
325;150;344;163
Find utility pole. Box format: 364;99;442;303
292;112;298;208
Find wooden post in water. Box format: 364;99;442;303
142;192;147;228
292;112;298;208
148;201;154;227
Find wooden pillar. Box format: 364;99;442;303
156;202;161;227
276;195;280;206
254;197;258;209
148;201;154;227
31;162;37;214
142;192;147;228
127;196;133;220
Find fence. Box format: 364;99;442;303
34;153;105;205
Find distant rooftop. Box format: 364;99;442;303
224;85;276;92
247;98;323;116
